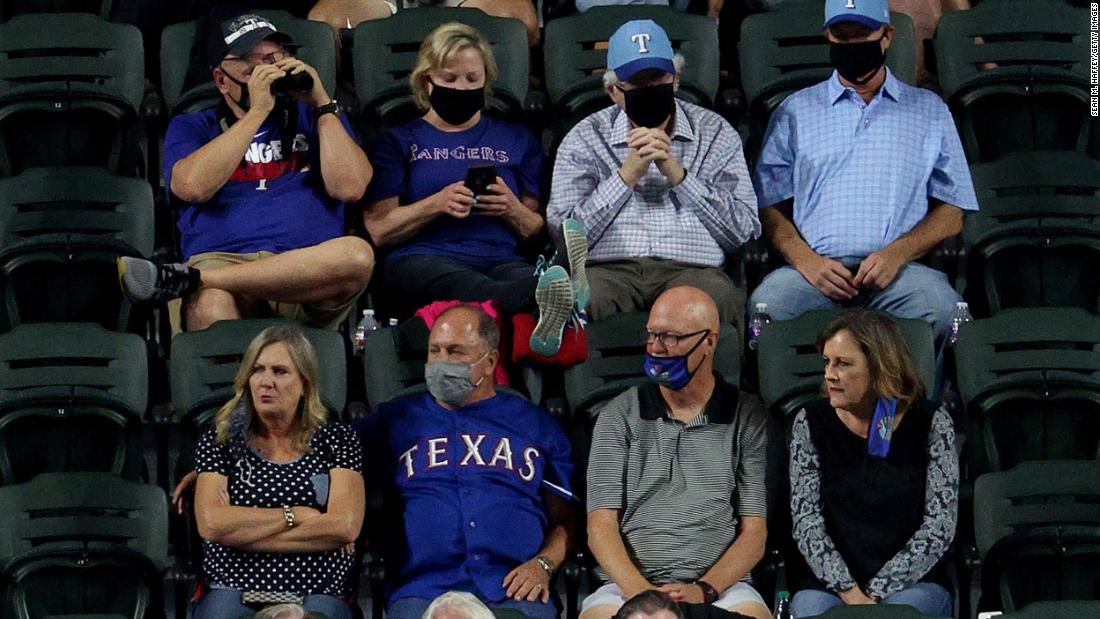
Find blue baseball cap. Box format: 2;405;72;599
824;0;890;30
607;20;676;81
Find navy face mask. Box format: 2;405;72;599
643;331;709;391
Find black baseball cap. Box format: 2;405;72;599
207;13;295;67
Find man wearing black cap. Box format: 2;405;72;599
118;13;374;332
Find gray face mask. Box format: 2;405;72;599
425;351;489;407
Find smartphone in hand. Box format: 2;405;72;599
465;164;497;198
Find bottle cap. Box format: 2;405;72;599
955;301;968;308
755;302;768;312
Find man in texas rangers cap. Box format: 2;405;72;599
354;304;577;619
752;0;978;392
547;19;760;333
118;11;374;332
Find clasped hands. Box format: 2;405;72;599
798;247;906;301
622;127;684;187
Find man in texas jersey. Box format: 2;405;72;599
119;12;374;331
354;305;577;619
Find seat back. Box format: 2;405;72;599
352;7;528;132
1000;601;1100;618
170;318;347;427
0;167;154;331
0;13;143;177
934;0;1093;162
974;461;1100;611
0;0;110;20
0;471;168;619
815;605;948;618
955;308;1100;471
362;319;431;410
964;152;1100;314
161;10;337;115
0;323;147;484
544;5;717;139
563;311;740;421
739;2;916;123
757;310;935;420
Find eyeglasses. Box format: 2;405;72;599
641;329;709;348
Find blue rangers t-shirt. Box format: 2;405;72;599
366;115;543;268
352;391;573;606
163;102;356;260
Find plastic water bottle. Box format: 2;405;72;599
353;309;380;355
774;591;790;619
388;318;398;328
948;301;972;347
748;302;772;351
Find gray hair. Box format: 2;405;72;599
421;591;496;619
254;604;312;619
603;53;686;89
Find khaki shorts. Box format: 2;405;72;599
186;250;360;331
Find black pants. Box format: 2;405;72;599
383;254;537;316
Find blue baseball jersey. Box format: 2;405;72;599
352;392;574;605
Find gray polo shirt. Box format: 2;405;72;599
587;376;768;584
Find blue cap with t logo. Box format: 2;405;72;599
824;0;890;30
607;19;676;82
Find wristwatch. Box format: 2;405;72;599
283;505;296;528
534;555;556;577
695;580;719;604
314;99;340;119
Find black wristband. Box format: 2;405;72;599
695;580;719;604
314;100;340;118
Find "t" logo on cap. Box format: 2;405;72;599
845;0;856;7
631;33;651;53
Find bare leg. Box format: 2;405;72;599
462;0;540;46
308;0;395;27
197;236;374;306
184;287;243;332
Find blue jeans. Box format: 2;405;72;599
192;588;352;619
388;595;558;619
749;262;960;396
790;583;953;618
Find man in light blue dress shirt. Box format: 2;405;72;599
751;0;978;386
548;20;760;328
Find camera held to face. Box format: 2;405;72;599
271;71;314;95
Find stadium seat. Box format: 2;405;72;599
0;167;154;332
0;322;147;485
963;151;1100;315
0;0;109;21
352;7;528;135
161;9;337;116
998;600;1100;618
738;1;917;128
813;605;948;618
954;308;1100;472
362;317;431;409
756;310;935;422
0;471;168;619
0;13;144;177
973;461;1100;613
544;5;718;143
935;0;1094;163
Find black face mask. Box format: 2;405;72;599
223;71;252;111
829;36;886;85
429;82;485;126
622;82;675;128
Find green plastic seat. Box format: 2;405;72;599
756;310;935;421
544;5;718;142
352;7;528;135
955;308;1100;472
963;151;1100;315
738;2;916;126
973;461;1100;613
0;167;154;332
1001;601;1100;618
0;13;144;177
934;0;1094;163
0;472;168;619
161;10;337;115
0;0;110;20
815;605;947;618
0;323;147;485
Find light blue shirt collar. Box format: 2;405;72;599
827;67;902;106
